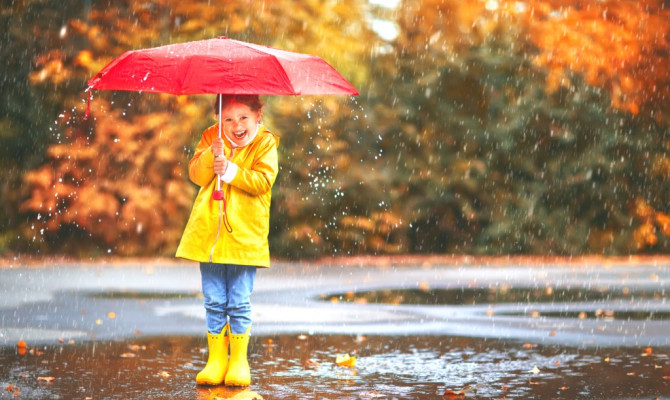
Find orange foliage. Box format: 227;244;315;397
400;0;669;115
524;0;670;115
632;198;670;250
21;98;199;255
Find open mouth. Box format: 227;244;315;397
232;130;247;139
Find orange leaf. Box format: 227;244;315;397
443;389;466;398
37;377;55;383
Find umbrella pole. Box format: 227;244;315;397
209;94;224;262
213;94;224;200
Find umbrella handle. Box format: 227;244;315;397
213;175;224;201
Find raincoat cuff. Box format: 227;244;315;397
221;162;238;183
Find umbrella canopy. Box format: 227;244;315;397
86;36;359;96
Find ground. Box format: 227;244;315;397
1;255;669;399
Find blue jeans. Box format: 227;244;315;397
200;263;257;335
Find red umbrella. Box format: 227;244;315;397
86;36;358;97
85;36;358;202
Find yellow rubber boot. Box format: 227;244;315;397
225;326;251;387
196;325;229;386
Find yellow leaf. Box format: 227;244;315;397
37;377;56;383
335;354;356;367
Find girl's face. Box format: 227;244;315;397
220;102;261;147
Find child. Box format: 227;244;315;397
176;94;279;387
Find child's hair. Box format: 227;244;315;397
214;94;263;115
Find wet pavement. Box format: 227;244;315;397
1;258;669;399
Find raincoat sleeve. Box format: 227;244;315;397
188;126;217;187
229;135;279;196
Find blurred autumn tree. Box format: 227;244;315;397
2;0;669;258
6;0;374;257
366;0;670;254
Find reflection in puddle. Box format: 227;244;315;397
1;335;668;399
322;287;666;306
501;310;670;321
86;290;201;300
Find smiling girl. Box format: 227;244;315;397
176;94;279;387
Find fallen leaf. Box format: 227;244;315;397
443;389;465;398
16;341;27;349
128;344;146;352
360;390;386;398
37;377;56;383
304;359;320;368
529;366;541;374
119;352;136;358
17;340;27;355
522;343;535;349
29;349;44;356
107;312;116;319
6;384;15;392
604;357;611;363
158;371;170;379
335;354;356;367
549;331;556;337
95;319;103;325
643;347;653;356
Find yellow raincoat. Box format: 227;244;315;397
176;124;279;267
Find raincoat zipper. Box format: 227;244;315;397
209;147;235;262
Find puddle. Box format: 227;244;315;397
85;290;201;300
499;310;670;321
322;287;666;306
1;335;669;399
